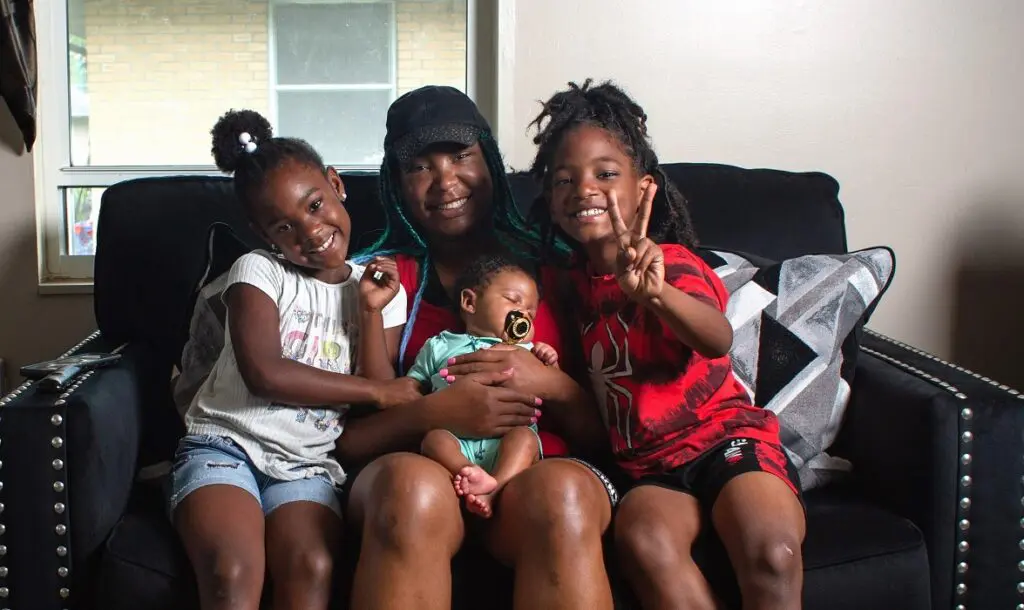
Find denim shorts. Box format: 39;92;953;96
168;434;342;519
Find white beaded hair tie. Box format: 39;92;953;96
238;132;258;154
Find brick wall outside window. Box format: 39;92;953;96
78;0;467;166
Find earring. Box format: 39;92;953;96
270;244;285;259
341;192;348;202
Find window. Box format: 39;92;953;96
271;1;395;165
35;0;474;284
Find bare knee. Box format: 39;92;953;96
356;453;463;554
739;534;802;590
201;552;260;601
276;546;333;588
502;426;539;452
499;460;609;550
505;426;536;443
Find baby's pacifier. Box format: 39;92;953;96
503;310;532;344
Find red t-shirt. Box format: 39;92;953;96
395;254;570;456
566;244;781;478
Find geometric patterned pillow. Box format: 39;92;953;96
700;247;896;490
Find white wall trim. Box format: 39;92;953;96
494;0;516;168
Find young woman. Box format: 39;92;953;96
336;86;618;610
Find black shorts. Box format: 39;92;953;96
624;438;802;511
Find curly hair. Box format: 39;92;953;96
453;253;536;302
210;109;326;208
525;79;698;263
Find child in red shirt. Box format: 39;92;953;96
527;79;806;610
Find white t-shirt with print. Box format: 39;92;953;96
185;250;406;486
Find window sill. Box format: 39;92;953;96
38;280;95;296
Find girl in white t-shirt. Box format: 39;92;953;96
169;109;419;610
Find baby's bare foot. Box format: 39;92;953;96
454;465;498;497
452;473;468;496
466;492;495;518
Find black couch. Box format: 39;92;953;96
2;163;1020;610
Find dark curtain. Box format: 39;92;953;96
0;0;37;151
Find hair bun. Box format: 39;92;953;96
210;109;274;173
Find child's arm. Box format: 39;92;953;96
357;257;406;380
228;283;419;409
607;187;732;358
645;284;732;358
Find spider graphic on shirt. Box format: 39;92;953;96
584;313;637;449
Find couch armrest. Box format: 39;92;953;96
836;330;1024;610
0;333;149;610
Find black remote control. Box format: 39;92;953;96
38;365;85;393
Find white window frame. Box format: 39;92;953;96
268;0;398;149
33;0;486;290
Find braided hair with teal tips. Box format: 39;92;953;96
353;131;546;372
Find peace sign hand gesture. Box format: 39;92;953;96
607;184;664;302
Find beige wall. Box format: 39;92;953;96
499;0;1024;387
0;108;95;389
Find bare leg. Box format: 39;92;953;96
174;485;265;610
462;426;539;518
422;428;477;477
711;472;805;610
265;501;342;610
421;428;499;512
614;485;718;610
347;452;465;610
484;459;614;610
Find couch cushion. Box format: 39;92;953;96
699;247;896;490
94;483;926;610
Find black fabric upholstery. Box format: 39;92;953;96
832;348;960;609
856;332;1024;609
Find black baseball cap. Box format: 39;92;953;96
384;86;492;164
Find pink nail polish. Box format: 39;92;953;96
534;409;542;418
534;397;543;406
439;368;448;377
446;375;455;383
531;417;538;424
448;357;456;365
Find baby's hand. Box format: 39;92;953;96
531;342;560;368
359;257;400;314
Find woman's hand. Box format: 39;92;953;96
434;369;542;438
358;256;401;313
441;344;554;395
